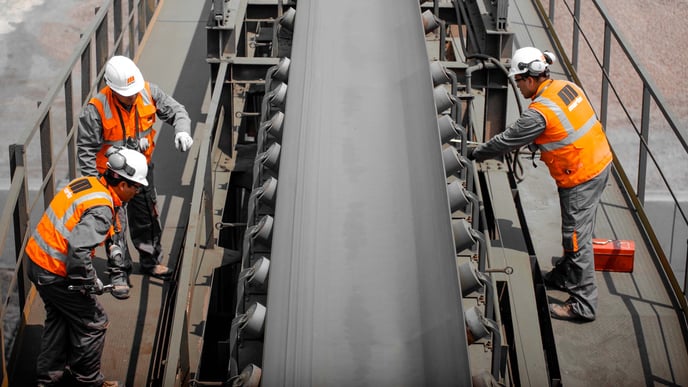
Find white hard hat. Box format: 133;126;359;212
508;47;556;77
104;56;144;97
105;147;149;186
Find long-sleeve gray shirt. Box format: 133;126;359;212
471;108;546;162
30;205;114;286
77;82;191;176
65;206;114;283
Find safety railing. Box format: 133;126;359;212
536;0;688;302
0;0;159;384
161;61;230;386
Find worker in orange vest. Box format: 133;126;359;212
469;47;613;322
25;147;148;387
77;55;194;299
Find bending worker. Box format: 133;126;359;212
468;47;612;322
26;147;148;387
77;55;194;299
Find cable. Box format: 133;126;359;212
465;53;528;182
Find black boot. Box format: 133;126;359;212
543;254;582;291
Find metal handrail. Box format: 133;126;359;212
162;61;229;386
0;0;159;384
537;0;688;302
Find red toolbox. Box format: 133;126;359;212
592;239;635;272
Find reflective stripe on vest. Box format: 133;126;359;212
534;95;599;152
531;80;613;188
90;82;157;174
25;177;114;277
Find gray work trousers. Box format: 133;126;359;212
557;163;611;320
108;163;164;274
27;259;109;386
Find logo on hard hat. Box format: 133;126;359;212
126;76;136;85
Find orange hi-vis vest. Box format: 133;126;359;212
90;82;157;175
25;177;119;277
531;79;613;188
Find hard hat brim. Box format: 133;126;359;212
129;175;149;186
108;77;144;97
508;67;527;77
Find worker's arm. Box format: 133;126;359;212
471;108;546;162
77;104;105;176
150;82;192;135
65;206;113;284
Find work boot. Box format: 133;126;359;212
543;268;567;291
549;302;594;322
543;256;582;291
110;272;130;300
141;264;173;280
102;381;125;387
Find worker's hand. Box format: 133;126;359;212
174;132;193;152
68;277;104;295
138;137;150;152
108;244;123;260
466;143;479;161
93;277;105;295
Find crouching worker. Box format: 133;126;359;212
25;147;148;387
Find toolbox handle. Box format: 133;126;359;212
592;239;613;245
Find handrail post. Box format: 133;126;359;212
81;41;93;106
129;0;137;57
599;24;611;130
114;0;123;55
38;110;55;208
637;86;651;205
65;76;77;180
95;6;109;90
685;238;688;297
9;144;29;311
571;0;581;70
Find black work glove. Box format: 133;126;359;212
466;143;479;161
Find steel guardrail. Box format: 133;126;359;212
0;0;160;384
536;0;688;326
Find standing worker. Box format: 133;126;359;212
468;47;613;322
26;147;148;387
77;55;194;299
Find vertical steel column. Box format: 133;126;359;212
147;0;157;24
95;7;109;90
571;0;581;70
39;109;55;208
114;0;123;55
138;0;147;42
9;145;30;310
637;87;651;205
599;23;611;129
64;76;77;180
129;0;137;57
81;42;92;106
684;238;688;297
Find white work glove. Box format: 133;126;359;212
138;137;150;151
174;132;193;152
